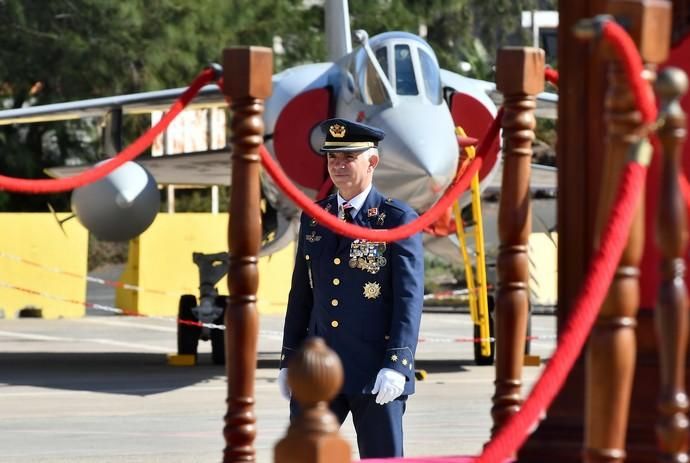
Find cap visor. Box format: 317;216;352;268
319;146;373;154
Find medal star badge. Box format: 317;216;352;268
363;282;381;300
329;123;346;138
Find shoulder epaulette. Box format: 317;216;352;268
382;197;407;213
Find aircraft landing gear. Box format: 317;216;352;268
176;252;229;365
473;294;495;366
472;296;533;366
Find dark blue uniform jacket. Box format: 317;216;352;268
280;186;424;396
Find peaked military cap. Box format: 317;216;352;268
319;118;385;153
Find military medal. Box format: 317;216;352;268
349;240;387;274
363;282;381;299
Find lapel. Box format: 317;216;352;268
324;194;339;236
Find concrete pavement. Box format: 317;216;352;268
0;312;556;462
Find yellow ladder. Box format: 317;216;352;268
453;126;491;357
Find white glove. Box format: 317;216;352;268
371;368;405;405
278;368;291;400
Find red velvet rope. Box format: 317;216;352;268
0;68;215;193
602;21;658;123
544;68;559;86
259;107;503;242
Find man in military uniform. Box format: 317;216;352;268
278;117;424;458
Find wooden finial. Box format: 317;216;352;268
275;337;351;463
656;67;689;114
496;47;545;96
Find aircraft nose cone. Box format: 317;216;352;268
369;105;459;211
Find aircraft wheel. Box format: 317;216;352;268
177;294;201;356
211;296;227;365
473;295;495;366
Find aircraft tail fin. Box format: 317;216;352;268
325;0;352;60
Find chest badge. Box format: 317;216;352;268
305;231;322;242
363;282;382;300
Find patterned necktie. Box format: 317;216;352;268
341;202;355;223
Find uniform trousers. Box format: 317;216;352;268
290;392;407;458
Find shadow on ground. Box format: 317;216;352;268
0;351;476;396
0;352;227;396
415;359;473;373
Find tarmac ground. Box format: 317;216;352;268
0;310;556;462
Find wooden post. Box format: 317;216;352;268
491;47;544;435
274;337;351;463
221;46;273;463
654;67;689;463
584;2;670;462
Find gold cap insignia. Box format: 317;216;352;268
363;281;381;299
329;123;346;138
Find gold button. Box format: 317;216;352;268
281;354;285;361
331;299;339;307
332;278;340;286
384;335;390;340
331;320;339;328
333;257;341;265
305;254;310;260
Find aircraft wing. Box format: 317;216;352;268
442;72;558;120
467;77;558;120
0;85;226;125
484;162;557;196
45;149;232;187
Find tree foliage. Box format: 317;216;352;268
0;0;556;211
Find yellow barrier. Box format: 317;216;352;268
0;213;88;319
116;213;295;316
528;232;558;307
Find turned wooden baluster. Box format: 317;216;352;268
222;46;273;463
275;337;351;463
491;47;544;435
584;2;670;462
654;67;689;463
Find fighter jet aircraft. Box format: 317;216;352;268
0;0;557;363
0;0;556;257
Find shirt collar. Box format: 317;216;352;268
337;183;372;217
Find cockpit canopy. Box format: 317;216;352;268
350;31;443;106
